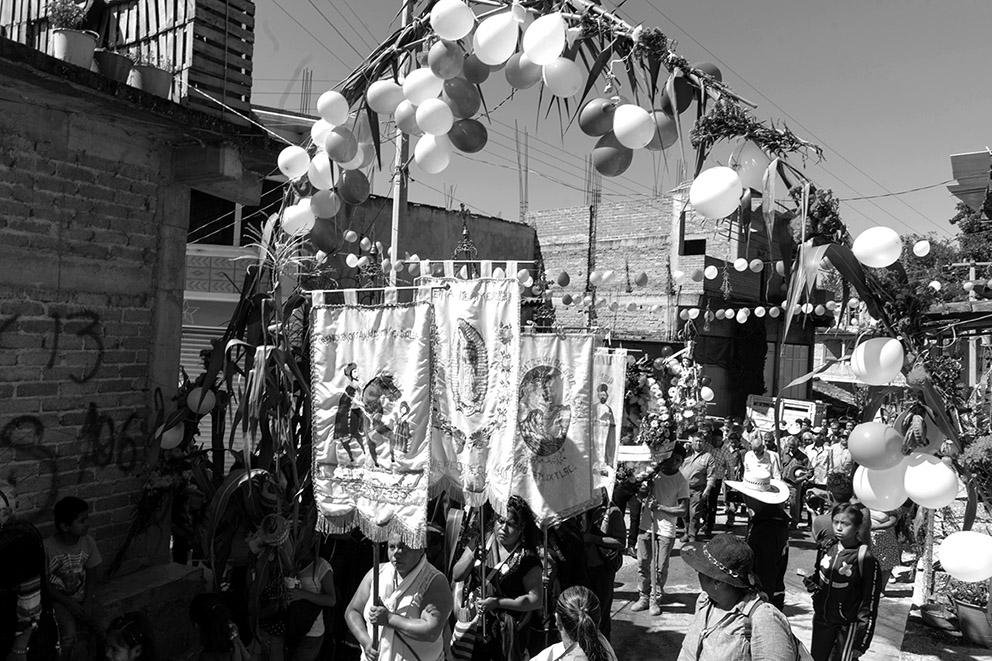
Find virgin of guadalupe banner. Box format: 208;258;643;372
310;299;433;546
506;332;598;527
420;277;519;510
592;348;627;496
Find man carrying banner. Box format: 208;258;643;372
346;532;452;661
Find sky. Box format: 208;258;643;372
250;0;992;239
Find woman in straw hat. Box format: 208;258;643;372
678;534;807;661
725;468;792;610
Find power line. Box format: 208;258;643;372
838;179;955;202
305;0;367;59
270;0;352;69
642;3;953;237
336;2;380;50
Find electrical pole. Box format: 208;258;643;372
950;260;992;386
389;1;413;286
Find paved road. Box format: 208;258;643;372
606;516;913;660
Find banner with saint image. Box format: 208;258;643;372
420;276;520;511
310;299;433;546
592;348;627;496
503;332;598;526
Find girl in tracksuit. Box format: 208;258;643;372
809;503;882;661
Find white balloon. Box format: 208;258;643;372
472;11;518;66
306;151;333;190
754;306;766;317
311;189;341;218
704;265;719;280
277;146;309;180
731;141;773;192
589;270;602;286
768;307;781;318
850;337;904;386
735;309;749;324
415;98;454;135
282;199;316;236
430;0;476;41
414;134;451;174
852;226;902;269
186;387;216;414
749;259;764;273
733;257;748;272
394;100;422;136
689;167;743;219
355;142;377;169
316;90;349;125
612;104;655;149
853;462;909;511
522;12;566;65
688;308;700;319
913;239;931;257
939;531;992;583
310;119;333;146
403;68;444;105
700;386;715;402
367;79;405;115
904;453;959;509
600;269;615;285
929;280;942;291
542;57;583;97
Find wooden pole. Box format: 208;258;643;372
372;541;381;647
480;506;487;639
389;0;414;285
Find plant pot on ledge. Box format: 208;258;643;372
92;49;133;83
128;65;173;99
952;597;992;648
51;28;98;68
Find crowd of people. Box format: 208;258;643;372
1;414;913;661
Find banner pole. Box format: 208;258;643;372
372;541;381;647
542;524;551;649
480;506;487;640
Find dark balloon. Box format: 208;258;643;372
463;54;491;84
660;345;673;357
700;376;712;386
692;61;723;82
653;357;666;371
309;218;338;253
659;75;692;115
579;97;616;137
592;132;633;178
338;170;370;206
442;77;481;118
448;118;488;153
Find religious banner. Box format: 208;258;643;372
421;276;520;510
592;348;626;496
310;298;433;545
506;332;597;526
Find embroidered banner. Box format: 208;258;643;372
421;277;520;510
505;332;598;526
310;299;433;545
592;348;626;496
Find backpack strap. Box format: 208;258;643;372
741;595;765;641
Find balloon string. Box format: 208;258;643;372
180;80;297;146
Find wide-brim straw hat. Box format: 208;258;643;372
681;534;755;589
724;467;790;504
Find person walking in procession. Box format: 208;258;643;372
726;468;792;610
632;444;689;615
582;492;625;640
744;434;782;480
678;534;805;661
680;428;717;542
806;504;882;661
346;532;453;661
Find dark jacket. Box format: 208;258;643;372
746;504;791;608
811;542;882;653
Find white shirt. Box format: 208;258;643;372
743;449;782;479
640;471;690;538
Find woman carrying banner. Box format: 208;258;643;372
451;496;543;661
345;532;452;661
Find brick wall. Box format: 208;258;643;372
0;83;188;568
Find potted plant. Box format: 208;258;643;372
92;47;133;83
949;578;992;648
128;51;175;99
48;0;98;68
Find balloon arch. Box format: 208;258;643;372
260;0;992;587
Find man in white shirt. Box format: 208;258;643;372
804;433;833;485
743;434;782;479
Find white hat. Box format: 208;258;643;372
725;467;790;504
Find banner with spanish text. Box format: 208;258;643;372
420;277;520;511
505;332;598;526
310;298;433;546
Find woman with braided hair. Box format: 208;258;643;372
531;586;617;661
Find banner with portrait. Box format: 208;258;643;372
592;348;627;496
310;298;433;546
421;277;520;510
504;332;598;527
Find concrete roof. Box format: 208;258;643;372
948;150;991;211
